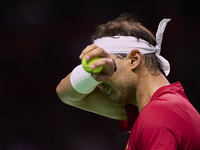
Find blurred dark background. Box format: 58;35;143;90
0;0;200;149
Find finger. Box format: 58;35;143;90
79;44;97;59
91;73;105;82
87;47;110;61
85;48;112;63
91;73;111;82
90;58;105;70
90;57;112;69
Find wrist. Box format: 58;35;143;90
70;65;100;94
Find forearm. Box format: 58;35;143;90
57;76;127;120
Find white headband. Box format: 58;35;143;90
94;19;171;76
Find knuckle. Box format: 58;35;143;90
86;45;92;50
100;58;107;64
86;44;95;50
98;47;105;52
105;58;110;64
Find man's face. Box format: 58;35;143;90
98;55;137;106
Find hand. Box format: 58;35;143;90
79;44;115;82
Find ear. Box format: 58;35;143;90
127;49;142;70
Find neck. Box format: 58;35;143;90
135;73;170;113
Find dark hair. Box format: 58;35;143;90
92;13;165;76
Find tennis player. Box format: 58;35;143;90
56;13;200;149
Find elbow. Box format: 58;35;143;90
56;81;67;101
56;78;68;96
56;77;85;104
56;84;68;104
55;80;76;104
56;82;63;96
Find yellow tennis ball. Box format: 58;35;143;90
81;53;103;73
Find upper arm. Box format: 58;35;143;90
56;73;127;120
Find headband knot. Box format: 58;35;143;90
94;19;171;76
155;19;171;76
155;19;171;55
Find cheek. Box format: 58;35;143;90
116;79;135;103
108;62;134;104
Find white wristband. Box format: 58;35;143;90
70;64;100;94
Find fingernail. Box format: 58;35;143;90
85;55;89;60
90;64;95;69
